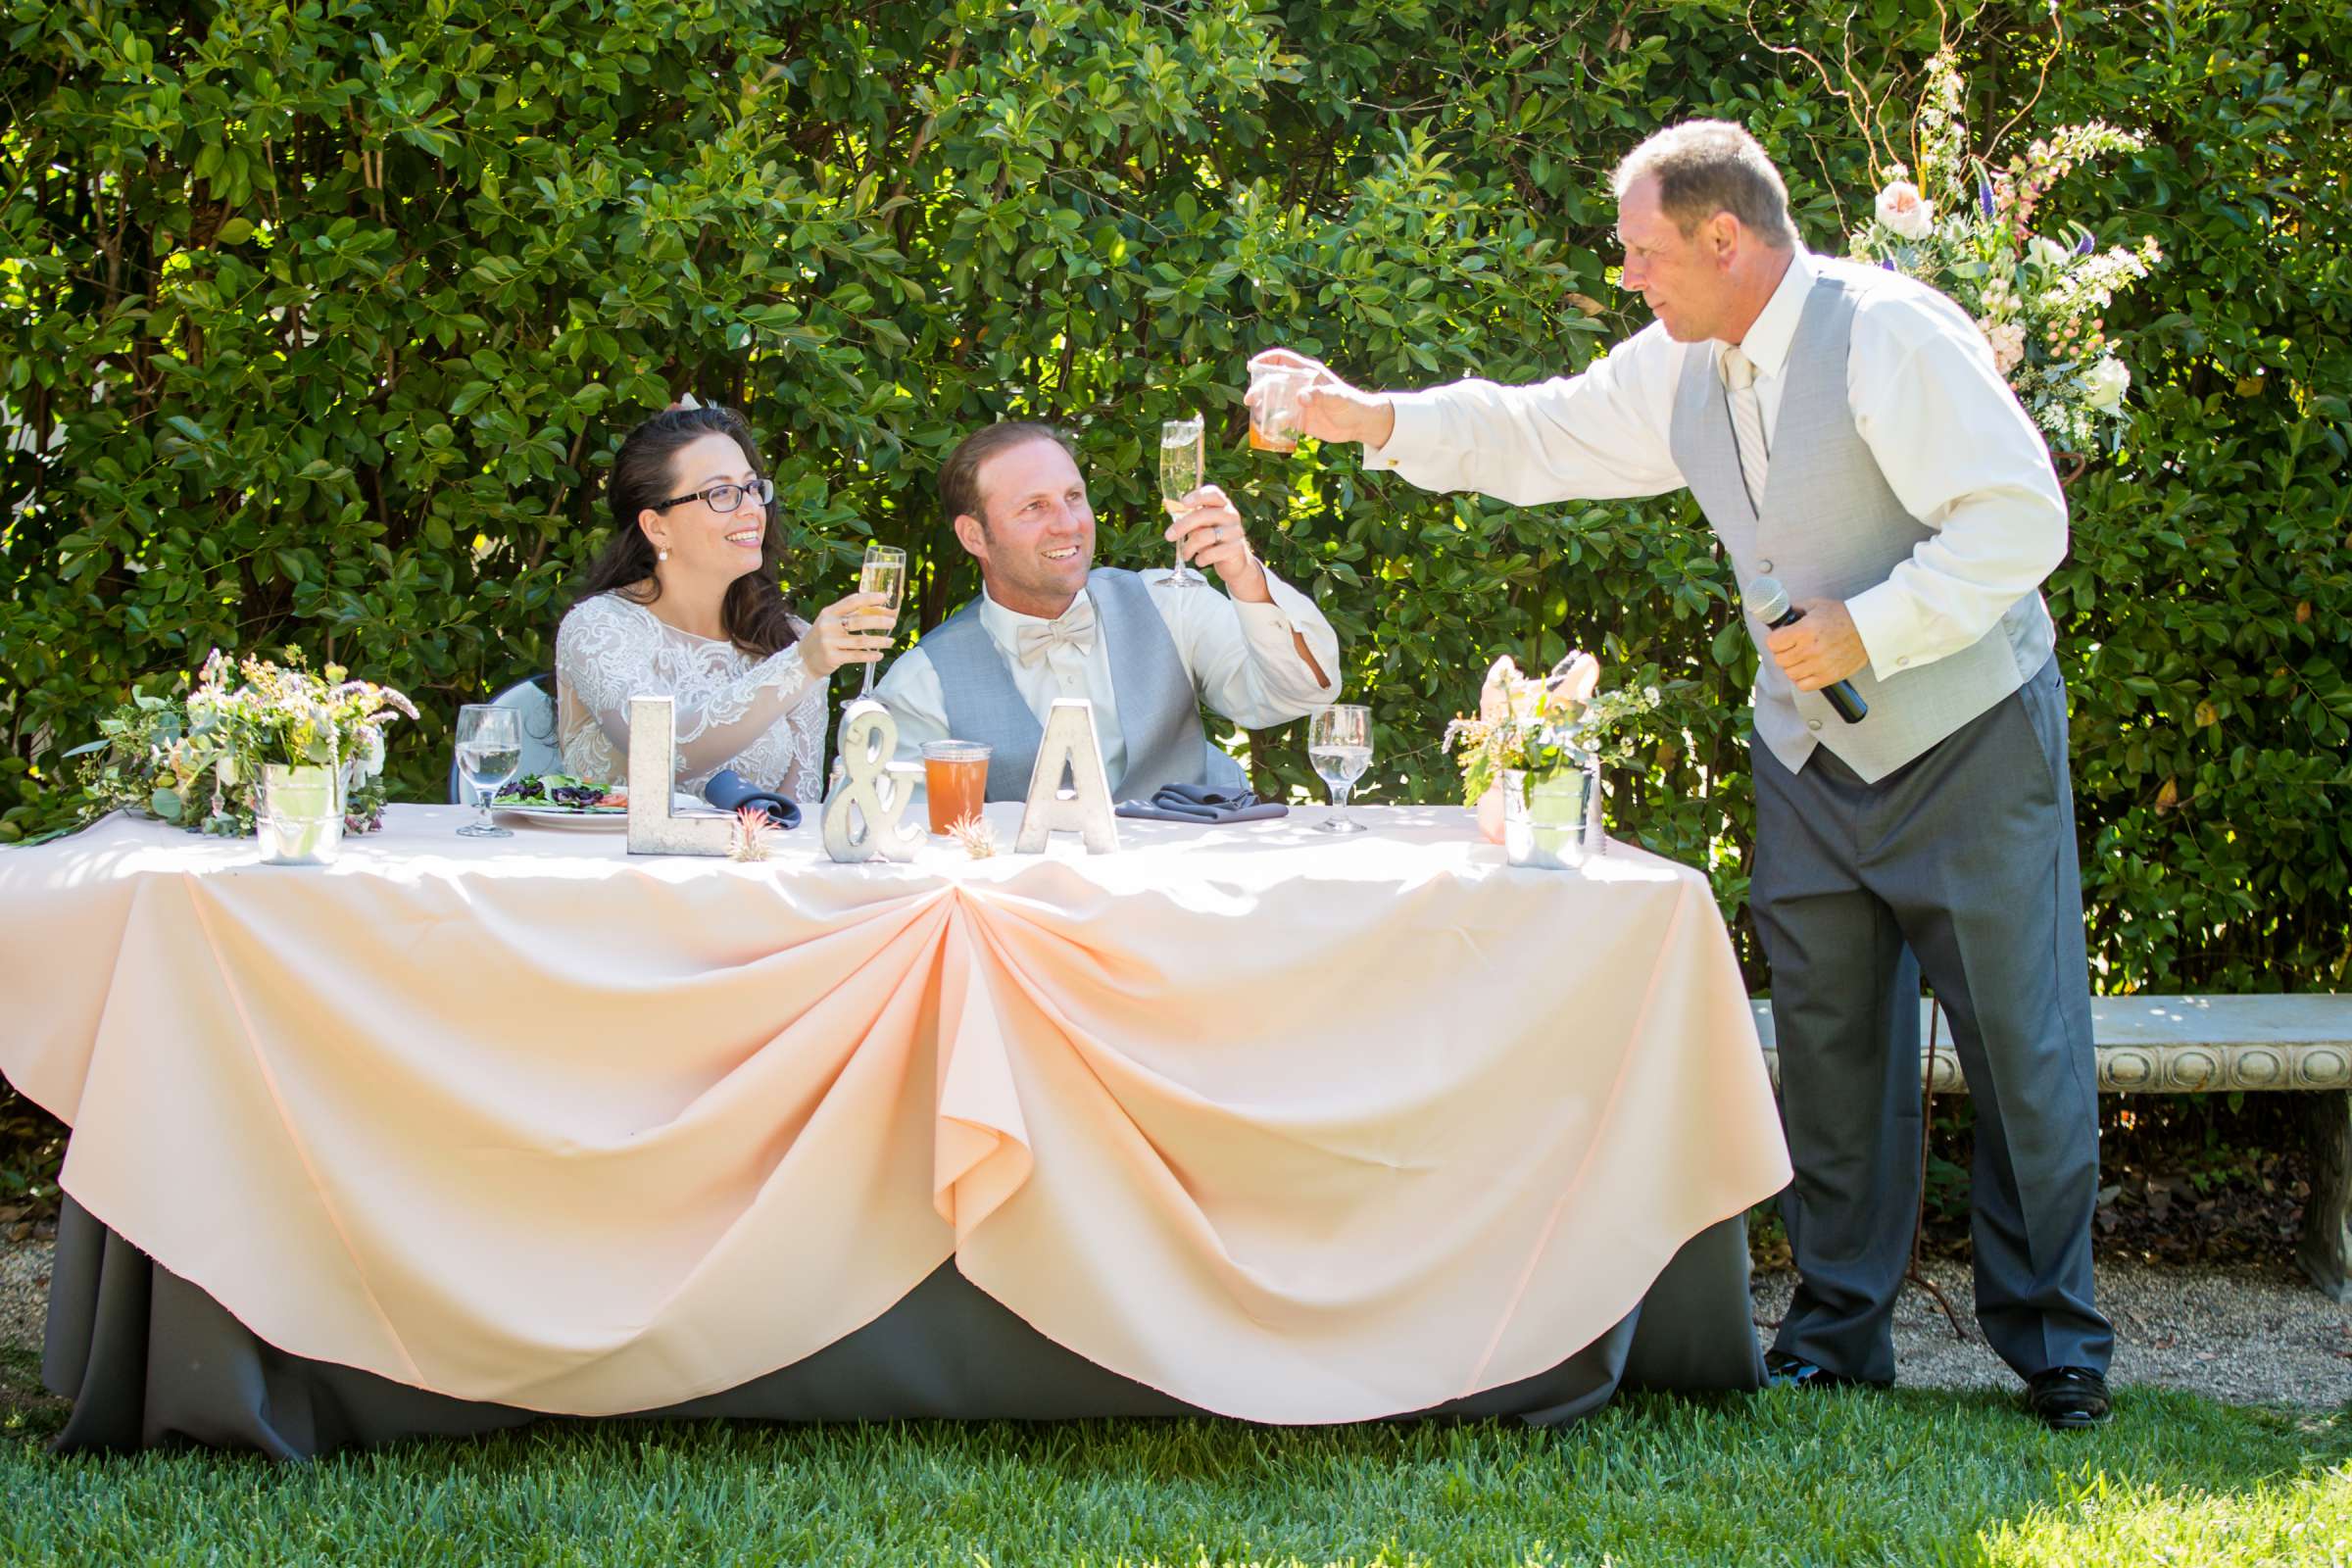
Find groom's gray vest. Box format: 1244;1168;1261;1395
917;567;1246;802
1668;262;2058;783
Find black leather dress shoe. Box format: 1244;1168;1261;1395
2026;1366;2112;1429
1764;1350;1864;1390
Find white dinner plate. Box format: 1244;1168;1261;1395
490;803;630;830
490;794;716;831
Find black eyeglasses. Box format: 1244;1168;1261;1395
653;476;774;514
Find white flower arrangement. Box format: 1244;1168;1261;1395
73;649;416;835
1444;654;1664;804
1847;53;2164;460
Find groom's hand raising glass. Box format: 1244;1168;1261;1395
1164;481;1333;687
1248;348;1397;450
1162;484;1268;602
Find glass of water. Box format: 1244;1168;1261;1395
1307;703;1372;835
1159;415;1205;588
454;705;522;838
857;542;906;698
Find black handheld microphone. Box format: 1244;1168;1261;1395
1749;576;1869;725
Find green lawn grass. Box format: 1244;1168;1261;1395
3;1375;2346;1567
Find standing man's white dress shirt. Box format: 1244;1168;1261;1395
874;567;1341;784
1363;248;2068;682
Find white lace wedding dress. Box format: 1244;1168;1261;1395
555;592;827;801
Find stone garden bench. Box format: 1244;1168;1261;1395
1753;994;2352;1300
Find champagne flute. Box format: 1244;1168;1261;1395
857;543;906;698
1307;704;1372;835
1159;415;1204;588
454;705;522;838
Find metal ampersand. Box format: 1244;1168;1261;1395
822;700;923;862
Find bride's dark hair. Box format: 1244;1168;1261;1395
570;404;800;658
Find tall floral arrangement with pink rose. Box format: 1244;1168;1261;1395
1846;53;2163;464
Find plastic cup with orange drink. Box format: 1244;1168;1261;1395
921;740;992;834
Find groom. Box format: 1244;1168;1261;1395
873;420;1341;801
1264;119;2112;1428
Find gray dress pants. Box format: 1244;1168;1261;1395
1751;654;2112;1384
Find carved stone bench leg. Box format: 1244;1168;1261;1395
2302;1088;2352;1303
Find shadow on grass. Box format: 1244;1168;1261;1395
0;1344;67;1445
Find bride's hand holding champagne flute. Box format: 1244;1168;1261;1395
853;543;906;697
799;575;900;682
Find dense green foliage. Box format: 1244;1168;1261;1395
2;2;2348;1193
5;0;2349;980
3;1379;2348;1565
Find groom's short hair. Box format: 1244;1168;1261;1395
939;420;1080;535
1613;121;1796;250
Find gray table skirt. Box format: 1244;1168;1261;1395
43;1197;1764;1457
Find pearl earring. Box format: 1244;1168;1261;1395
658;548;669;562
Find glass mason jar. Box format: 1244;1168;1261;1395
257;762;344;866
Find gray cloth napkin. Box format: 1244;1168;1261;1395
1115;782;1289;824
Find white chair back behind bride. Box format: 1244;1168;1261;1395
446;676;565;804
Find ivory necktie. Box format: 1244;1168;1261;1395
1013;599;1098;664
1720;344;1770;513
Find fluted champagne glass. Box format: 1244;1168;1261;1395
858;543;906;698
1158;415;1204;588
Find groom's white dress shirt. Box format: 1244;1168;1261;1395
1363;248;2068;682
874;566;1341;781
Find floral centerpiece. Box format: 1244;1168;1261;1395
1849;52;2163;465
74;649;417;836
1445;654;1662;861
1446;655;1663;798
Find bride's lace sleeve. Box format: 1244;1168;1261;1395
557;596;826;781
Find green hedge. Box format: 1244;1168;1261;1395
2;1;2346;1200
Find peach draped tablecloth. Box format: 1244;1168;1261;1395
0;803;1789;1421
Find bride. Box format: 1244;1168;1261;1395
554;403;893;800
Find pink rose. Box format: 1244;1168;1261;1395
1875;180;1935;240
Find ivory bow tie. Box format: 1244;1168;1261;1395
1013;601;1098;664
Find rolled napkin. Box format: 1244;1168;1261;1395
703;768;803;829
1115;781;1289;825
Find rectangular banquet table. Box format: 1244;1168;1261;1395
1;803;1791;1455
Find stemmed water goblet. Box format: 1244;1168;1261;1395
454;705;521;838
1307;704;1372;834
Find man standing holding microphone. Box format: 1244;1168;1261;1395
1259;119;2111;1428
